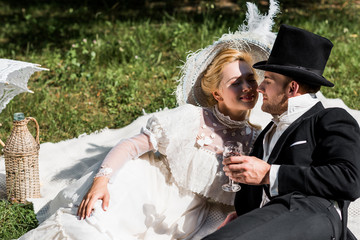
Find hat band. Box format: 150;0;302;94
267;55;324;76
292;65;323;76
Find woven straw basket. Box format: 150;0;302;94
0;117;40;203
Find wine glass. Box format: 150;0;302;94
222;141;243;192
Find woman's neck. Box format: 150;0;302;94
216;104;248;121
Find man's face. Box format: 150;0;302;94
257;71;291;115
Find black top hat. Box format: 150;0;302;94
253;24;334;87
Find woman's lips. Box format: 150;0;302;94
240;94;255;102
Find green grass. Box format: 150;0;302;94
0;0;359;238
0;0;359;143
0;200;38;239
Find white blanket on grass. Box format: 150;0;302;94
1;92;360;237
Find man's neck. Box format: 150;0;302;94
272;93;319;122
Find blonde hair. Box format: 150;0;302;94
201;48;257;106
201;48;260;129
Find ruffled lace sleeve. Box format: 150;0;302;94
139;104;201;156
139;105;229;201
95;104;200;181
95;133;154;179
141;116;168;154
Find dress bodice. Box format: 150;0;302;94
197;106;258;155
143;104;260;205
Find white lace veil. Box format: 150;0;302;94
175;0;280;107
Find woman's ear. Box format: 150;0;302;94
212;91;223;101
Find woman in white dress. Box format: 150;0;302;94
19;1;279;239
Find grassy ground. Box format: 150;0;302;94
0;0;359;238
0;200;38;239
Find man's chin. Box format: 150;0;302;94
261;105;278;115
261;104;287;116
261;105;271;114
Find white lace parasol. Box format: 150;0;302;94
0;59;48;114
176;0;280;107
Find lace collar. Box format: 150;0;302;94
212;105;249;129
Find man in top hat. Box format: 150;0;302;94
203;24;360;240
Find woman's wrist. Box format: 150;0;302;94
94;166;113;179
93;175;110;184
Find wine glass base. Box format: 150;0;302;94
222;184;241;192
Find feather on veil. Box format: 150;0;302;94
176;0;280;107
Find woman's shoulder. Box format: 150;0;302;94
144;104;202;132
150;104;201;116
152;104;202;123
175;103;202;112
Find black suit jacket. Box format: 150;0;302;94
234;102;360;239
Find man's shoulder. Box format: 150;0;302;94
316;106;355;118
312;106;359;128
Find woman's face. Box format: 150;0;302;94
213;60;258;120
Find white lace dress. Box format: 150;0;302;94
19;104;260;240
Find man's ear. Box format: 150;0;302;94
287;81;300;97
212;91;223;101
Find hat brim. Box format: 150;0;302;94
178;39;272;107
253;61;334;87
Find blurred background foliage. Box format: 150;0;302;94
0;0;359;144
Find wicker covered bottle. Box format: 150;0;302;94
0;113;40;203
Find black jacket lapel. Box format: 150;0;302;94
251;122;273;158
267;102;325;164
